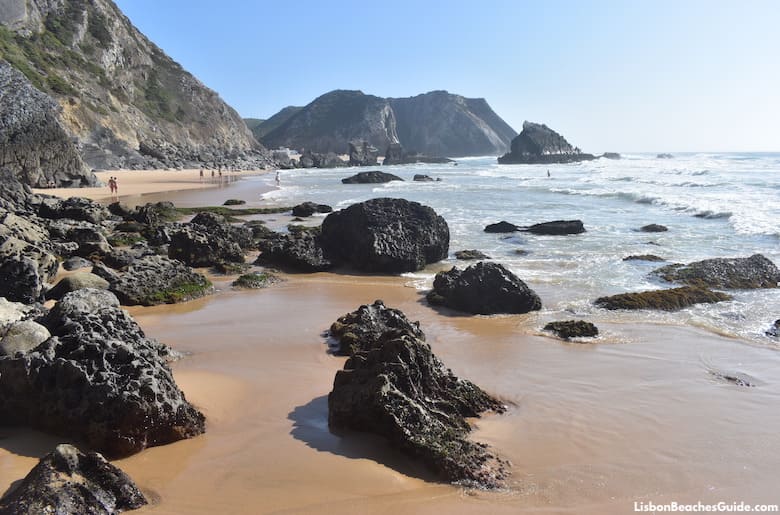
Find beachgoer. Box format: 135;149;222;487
108;176;116;194
112;177;118;196
275;171;280;185
547;170;551;177
199;168;204;182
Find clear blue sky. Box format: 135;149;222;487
115;0;779;152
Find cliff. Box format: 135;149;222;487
259;90;515;157
498;121;595;164
0;0;271;174
248;106;301;140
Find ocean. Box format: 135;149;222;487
257;153;780;346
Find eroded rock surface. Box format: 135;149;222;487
653;254;780;289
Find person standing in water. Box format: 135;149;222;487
275;171;280;185
547;170;551;177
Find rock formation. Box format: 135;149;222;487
427;262;542;315
454;249;491;260
328;299;425;356
348;141;379;166
653;254;780;289
484;221;519;233
594;286;732;310
0;444;147;514
526;220;586;235
383;142;452;166
498;121;595;164
639;224;668;233
341;171;403;184
291;202;333;218
106;255;212;306
543;320;599;339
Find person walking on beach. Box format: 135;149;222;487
112;176;118;197
547;169;551;177
199;168;204;182
108;176;116;196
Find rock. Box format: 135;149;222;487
654;254;780;289
384;143;452;167
133;201;179;226
256;230;334;272
543;320;599;339
190;211;254;249
594;286;732;310
0;211;58;302
223;199;246;206
623;254;665;262
328;328;507;488
38;197;110;224
62;256;93;270
765;320;779;337
0;169;34;213
454;249;491;260
0;320;51;357
0;255;48;304
0;444;147;514
383;142;404;165
348;140;379;166
108;202;136;220
426;262;542;315
108;255;211;306
0;297;40;327
291;202;333;218
231;271;280;289
167;215;246;267
0;289;206;457
47;272;110;300
498;121;596;164
413;174;436;182
341;171;403;184
319;198;449;273
484;221;519;233
297;150;346;169
212;261;251;275
68;226;112;258
708;369;762;387
640;224;668;233
328;300;425;356
657;153;674;159
527;220;585;235
601;152;621;159
0;62;95;188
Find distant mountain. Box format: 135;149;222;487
248;106;302;141
260;90;516;157
244;118;266;131
0;0;271;180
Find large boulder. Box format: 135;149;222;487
320;198;449;273
46;272;110;300
328;328;507;488
653;254;780;289
0;169;34;213
348;140;379;166
498;121;596;165
0;298;50;357
328;300;425;356
484;221;519;233
67;226;113;258
107;255;212;306
454;249;491;260
167;218;245;267
0;211;57;303
594;286;732;310
427;262;542;315
0;444;147;514
0;289;206;457
341;171;403;184
256;230;335;272
383;142;404;166
766;320;780;338
527;220;585;235
38;197;110;224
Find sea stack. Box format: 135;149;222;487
498;121;596;164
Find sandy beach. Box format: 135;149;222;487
3;173;780;514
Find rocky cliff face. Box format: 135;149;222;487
498;121;595;164
259;90;515;157
249;105;301;140
0;0;271;173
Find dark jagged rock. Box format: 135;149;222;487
484;221;519;233
0;169;34;213
349;141;379;166
454;249;491;260
47;272;109;300
319;198;449;273
601;152;621;159
654;254;780;289
0;444;147;514
68;226;112;258
328;300;425;356
190;211;254;249
291;202;333;218
543;320;599;339
231;271;280;289
341;171;403;184
243;220;274;241
0;61;95;188
498;121;595;164
256;230;334;272
328;327;507;488
623;254;665;262
223;199;246;206
766;320;780;338
167;215;246;267
594;286;732;311
427;262;542;315
298;149;347;169
132;201;179;226
0;289;206;457
640;224;668;233
38;197;110;224
107;255;211;306
0;211;58;303
657;153;674;159
527;220;585;235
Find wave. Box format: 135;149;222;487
693;210;733;219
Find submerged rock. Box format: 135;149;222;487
623;254;665;262
484;221;519;233
594;286;732;311
427;262;542;314
654;254;780;289
328;327;506;488
0;289;206;457
639;224;668;233
291;202;333;217
0;444;147;514
454;249;491;260
527;220;585;235
223;199;246;206
766;319;780;338
328;300;425;356
341;171;403;184
543;320;599;339
232;271;280;289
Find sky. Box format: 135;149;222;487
114;0;779;152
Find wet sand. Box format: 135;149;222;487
4;177;780;513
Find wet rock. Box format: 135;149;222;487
328;300;425;356
708;369;762;387
291;202;333;218
328;328;507;488
223;199;246;206
0;444;147;514
0;320;51;357
108;255;211;306
190;212;254;250
601;152;621;159
484;221;519;233
231;271;280;289
212;262;252;275
654;254;780;289
454;249;491;260
623;254;665;262
527;220;585;235
47;272;110;300
543;320;599;339
0;289;206;457
341;171;403;184
0;169;34;213
133;201;179;226
0;255;49;304
63;256;93;271
243;220;274;241
115;221;146;233
256;230;334;272
413;174;436;182
766;319;780;338
594;286;732;311
320;198;449;273
427;262;542;314
639;224;668;233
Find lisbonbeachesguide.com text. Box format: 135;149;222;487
634;502;779;512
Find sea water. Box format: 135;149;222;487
256;153;780;345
